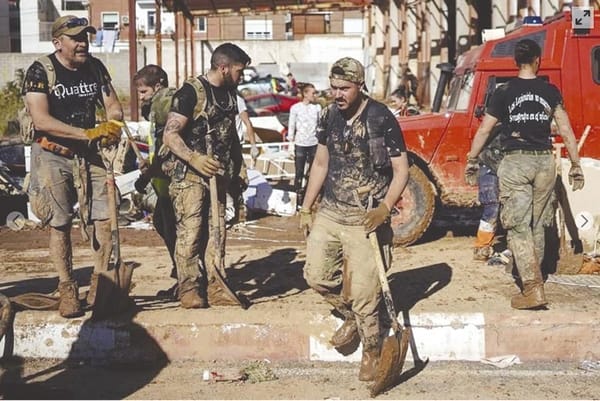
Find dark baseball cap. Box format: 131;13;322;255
52;15;96;38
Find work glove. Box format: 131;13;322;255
188;151;222;177
299;207;313;238
250;144;260;160
134;173;150;194
568;163;585;191
464;157;479;186
84;120;124;147
236;167;249;192
362;203;390;233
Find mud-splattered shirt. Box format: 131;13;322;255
316;98;406;225
170;77;238;179
22;53;110;154
486;77;562;151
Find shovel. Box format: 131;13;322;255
205;135;251;309
552;143;584;274
368;230;411;397
352;187;411;397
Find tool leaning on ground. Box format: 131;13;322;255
352;186;411;397
93;123;135;319
552;125;590;275
205;135;251;309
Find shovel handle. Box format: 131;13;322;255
368;232;401;334
121;122;146;166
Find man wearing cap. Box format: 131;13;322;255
300;57;409;381
22;15;124;318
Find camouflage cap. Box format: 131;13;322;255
329;57;365;84
52;15;96;38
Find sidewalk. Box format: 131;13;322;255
1;215;600;365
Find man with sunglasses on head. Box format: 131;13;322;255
22;15;124;318
299;58;409;381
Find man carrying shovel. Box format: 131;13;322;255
162;43;251;309
300;58;409;381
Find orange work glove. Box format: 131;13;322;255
84;120;124;146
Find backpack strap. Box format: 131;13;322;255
35;55;56;91
184;76;208;121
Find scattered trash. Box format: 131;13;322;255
487;249;512;266
480;354;521;368
201;368;246;383
579;352;600;372
240;360;278;383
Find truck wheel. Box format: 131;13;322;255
390;165;435;246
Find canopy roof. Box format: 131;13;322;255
164;0;372;17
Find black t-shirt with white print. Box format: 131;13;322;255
486;77;562;151
22;53;110;153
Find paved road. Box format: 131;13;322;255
2;358;599;399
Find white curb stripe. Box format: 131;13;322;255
309;313;485;362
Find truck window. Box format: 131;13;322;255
491;31;546;58
593;46;600;85
446;71;474;112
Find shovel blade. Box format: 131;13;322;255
556;248;584;275
370;326;411;397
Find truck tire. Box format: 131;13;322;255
390;165;435;246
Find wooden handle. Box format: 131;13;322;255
369;233;400;333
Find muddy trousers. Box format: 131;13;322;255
304;212;393;351
498;153;556;283
170;175;227;293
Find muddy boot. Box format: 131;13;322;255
58;280;83;318
179;280;208;309
358;347;381;382
473;245;493;261
511;280;548;310
330;318;359;348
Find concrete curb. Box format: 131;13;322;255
3;309;600;364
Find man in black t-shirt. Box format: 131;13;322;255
299;58;410;381
467;39;584;310
22;15;123;318
162;43;250;309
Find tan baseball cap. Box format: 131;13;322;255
329;57;365;84
52;15;96;38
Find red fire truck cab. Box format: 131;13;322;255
392;10;600;245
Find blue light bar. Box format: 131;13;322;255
523;16;543;25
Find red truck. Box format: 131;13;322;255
392;10;600;245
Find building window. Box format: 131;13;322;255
62;0;86;11
102;12;119;30
195;16;207;32
293;14;326;35
148;11;156;33
245;19;273;40
343;18;363;35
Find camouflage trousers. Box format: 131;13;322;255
169;173;228;293
304;212;393;351
497;152;556;283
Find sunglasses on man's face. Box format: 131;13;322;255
59;17;89;30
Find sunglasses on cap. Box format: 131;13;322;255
58;17;89;30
